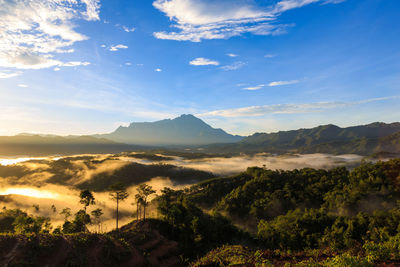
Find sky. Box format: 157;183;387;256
0;0;399;136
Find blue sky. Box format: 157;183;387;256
0;0;399;136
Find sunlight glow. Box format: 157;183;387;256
0;157;62;166
0;188;60;199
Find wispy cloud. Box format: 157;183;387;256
61;61;91;67
109;44;129;51
155;68;162;72
0;71;22;79
152;0;345;42
227;53;238;57
0;0;100;69
243;84;265;91
189;57;219;66
199;96;399;118
264;54;276;58
17;84;28;88
220;61;246;71
116;24;136;33
122;26;136;33
268;80;299;86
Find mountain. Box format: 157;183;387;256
0;135;138;156
98;114;243;145
205;122;400;156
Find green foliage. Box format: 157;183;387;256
0;208;51;234
62;210;91;234
156;188;250;257
13;215;52;234
323;253;373;267
258;208;335;250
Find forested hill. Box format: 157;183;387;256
205;122;400;156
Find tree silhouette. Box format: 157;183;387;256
51;204;57;214
91;208;103;233
137;184;156;220
60;208;72;221
109;183;129;231
134;193;145;221
79;190;95;212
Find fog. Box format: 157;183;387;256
0;152;366;231
155;153;364;175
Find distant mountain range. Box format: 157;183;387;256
0;135;138;156
96;114;243;145
0;115;399;157
205;122;400;156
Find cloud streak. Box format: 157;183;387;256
268;80;299;86
199;96;400;118
220;61;246;71
0;71;22;79
190;57;219;66
152;0;345;42
243;84;265;91
109;44;129;51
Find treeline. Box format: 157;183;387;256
152;159;400;257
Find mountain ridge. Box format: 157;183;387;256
97;114;243;145
204;121;400;156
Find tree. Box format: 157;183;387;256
32;204;40;212
109;183;129;231
137;184;156;220
134;194;144;221
60;208;72;221
91;208;103;233
51;204;57;214
79;189;95;212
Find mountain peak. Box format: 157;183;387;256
100;114;243;145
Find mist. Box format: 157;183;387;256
0;152;366;231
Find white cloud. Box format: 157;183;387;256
109;44;129;51
0;0;100;69
100;44;106;48
220;61;246;71
189;57;219;66
125;62;132;66
264;54;276;58
243;84;265;91
122;26;136;33
152;0;344;42
227;53;238;57
53;67;61;71
61;61;91;67
137;63;144;66
17;84;28;88
268;80;299;86
0;71;22;79
155;68;162;72
199;96;399;118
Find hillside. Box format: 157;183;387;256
0;220;181;267
205;122;400;156
98;114;243;145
